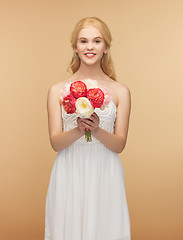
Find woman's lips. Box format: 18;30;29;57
85;53;96;58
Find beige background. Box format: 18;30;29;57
0;0;183;239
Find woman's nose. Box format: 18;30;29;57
86;42;93;50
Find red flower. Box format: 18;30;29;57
87;88;104;108
62;94;76;114
70;81;87;98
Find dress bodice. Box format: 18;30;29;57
61;100;117;144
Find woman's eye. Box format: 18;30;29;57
80;40;101;43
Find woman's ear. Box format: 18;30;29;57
104;46;109;54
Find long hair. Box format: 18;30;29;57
67;17;116;81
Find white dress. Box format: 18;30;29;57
44;100;131;240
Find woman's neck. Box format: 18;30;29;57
74;62;107;81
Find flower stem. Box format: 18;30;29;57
85;130;92;142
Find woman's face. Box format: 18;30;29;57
75;25;108;66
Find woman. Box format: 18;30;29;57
45;17;131;240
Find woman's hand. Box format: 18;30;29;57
77;112;100;134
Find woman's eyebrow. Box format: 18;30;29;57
79;37;103;40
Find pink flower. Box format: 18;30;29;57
70;81;87;98
99;86;111;107
87;88;104;108
62;94;76;114
81;79;99;89
60;82;71;101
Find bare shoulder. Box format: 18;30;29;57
116;82;130;99
116;82;130;107
112;81;130;93
48;79;69;93
47;78;71;100
106;79;131;106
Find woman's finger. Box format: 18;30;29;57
81;119;94;128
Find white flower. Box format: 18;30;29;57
76;97;94;118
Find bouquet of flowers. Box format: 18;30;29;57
60;79;111;142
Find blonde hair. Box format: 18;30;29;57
67;17;116;81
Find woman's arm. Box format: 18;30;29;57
47;84;83;152
80;84;131;153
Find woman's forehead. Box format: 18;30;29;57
78;26;103;39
